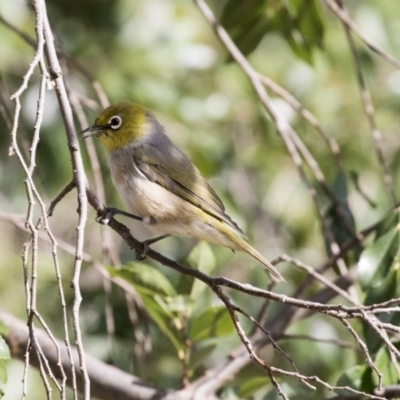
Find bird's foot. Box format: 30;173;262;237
134;234;171;261
96;207;116;225
96;207;142;225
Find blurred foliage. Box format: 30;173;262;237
0;0;400;399
0;334;10;398
220;0;324;62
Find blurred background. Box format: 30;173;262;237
1;0;400;399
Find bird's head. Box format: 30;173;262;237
81;102;149;153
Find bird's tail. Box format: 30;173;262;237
233;237;285;282
201;214;284;282
219;223;284;282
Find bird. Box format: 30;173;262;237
81;102;283;282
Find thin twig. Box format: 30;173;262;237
47;180;76;216
40;3;91;397
337;0;396;204
275;254;358;304
324;0;400;70
258;73;341;166
339;317;382;390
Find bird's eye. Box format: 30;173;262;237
109;115;122;130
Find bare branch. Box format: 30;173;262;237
47;180;76;217
336;0;396;204
38;1;91;396
0;311;167;400
324;0;400;69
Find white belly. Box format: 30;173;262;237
115;171;191;229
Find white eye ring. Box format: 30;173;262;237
109;115;122;130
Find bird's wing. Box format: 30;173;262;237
133;143;244;234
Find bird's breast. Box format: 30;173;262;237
109;154;200;235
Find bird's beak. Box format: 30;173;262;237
80;125;105;139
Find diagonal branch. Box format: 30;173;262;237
324;0;400;70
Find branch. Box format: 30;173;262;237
190;268;358;396
0;310;166;400
1;310;223;400
324;0;400;69
38;1;91;396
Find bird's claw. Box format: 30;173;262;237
96;207;116;225
135;241;150;261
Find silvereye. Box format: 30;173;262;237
82;102;283;281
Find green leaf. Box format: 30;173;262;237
364;268;398;306
176;274;195;296
358;227;399;291
220;0;269;31
0;360;7;385
108;264;185;352
325;171;360;264
166;295;194;314
349;171;377;208
0;336;9;385
375;211;400;239
0;337;9;361
374;344;399;387
332;169;350;202
335;365;371;397
189;343;217;370
360;366;375;395
176;241;215;296
188;241;216;272
140;295;183;352
188;242;216;299
238;376;270;398
219;0;270;56
220;0;324;61
362;269;399;353
0;322;8;337
189;305;233;341
108;263;176;297
286;0;324;63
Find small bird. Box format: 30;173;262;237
81;102;283;281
